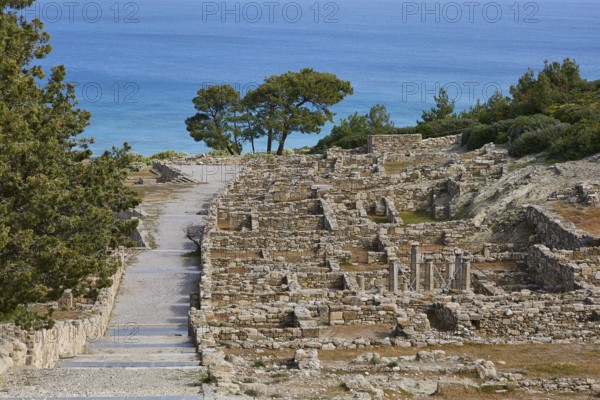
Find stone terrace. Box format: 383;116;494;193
190;135;600;362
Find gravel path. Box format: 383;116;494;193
0;166;238;399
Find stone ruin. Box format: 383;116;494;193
189;133;600;364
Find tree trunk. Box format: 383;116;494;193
226;144;235;156
251;137;255;154
266;129;272;153
276;133;287;156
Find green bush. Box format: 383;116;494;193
550;121;600;160
509;123;570;157
149;150;190;160
415;117;478;138
507;114;561;142
553;103;600;124
464;124;495;150
0;305;55;331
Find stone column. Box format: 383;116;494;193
425;256;435;291
461;255;471;291
357;275;365;292
482;243;491;259
445;257;455;291
410;242;420;291
453;249;463;290
388;263;398;293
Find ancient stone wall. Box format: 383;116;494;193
528;244;600;291
0;250;125;377
368;134;423;153
526;205;600;250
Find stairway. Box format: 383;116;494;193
0;166;238;399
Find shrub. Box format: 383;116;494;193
464;124;495;150
550;121;600;160
1;305;55;331
416;117;478;138
509;123;570;157
507;114;561;142
553;103;600;124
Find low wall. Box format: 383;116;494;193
429;292;600;341
527;245;577;292
368;134;422;153
526;205;600;250
0;253;124;378
527;244;600;291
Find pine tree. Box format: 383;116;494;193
0;1;140;317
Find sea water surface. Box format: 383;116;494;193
27;0;600;155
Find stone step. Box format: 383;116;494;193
84;345;196;357
89;335;193;346
58;360;201;368
61;353;200;362
88;341;195;349
103;325;190;338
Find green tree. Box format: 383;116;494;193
243;83;280;153
510;59;582;115
420;88;455;123
462;91;511;125
186;84;244;155
0;1;140;318
311;104;395;153
252;68;353;155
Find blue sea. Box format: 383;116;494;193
27;0;600;155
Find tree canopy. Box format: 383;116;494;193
420;88;456;123
188;69;353;155
0;1;140;319
186;84;244;155
311;104;395;153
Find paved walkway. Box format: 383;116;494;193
1;166;238;399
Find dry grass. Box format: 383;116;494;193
129;183;189;206
304;342;600;380
32;305;83;320
442;343;600;379
217;219;231;230
383;162;406;176
222;343;599;400
342;247;371;264
553;204;600;235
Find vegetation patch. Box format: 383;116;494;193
399;211;438;224
528;362;583;377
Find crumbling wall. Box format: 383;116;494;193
0;252;124;377
526;205;600;250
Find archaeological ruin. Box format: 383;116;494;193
2;134;600;398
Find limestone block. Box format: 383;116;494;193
295;348;321;370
